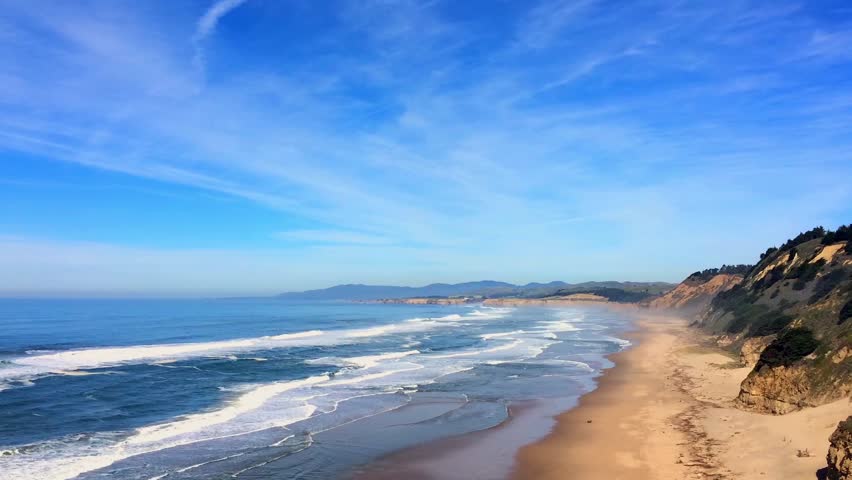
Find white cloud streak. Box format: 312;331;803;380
193;0;249;69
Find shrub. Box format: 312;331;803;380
779;227;826;251
822;224;852;244
686;264;752;283
808;269;849;304
756;328;820;369
764;266;786;289
752;314;794;336
789;259;826;290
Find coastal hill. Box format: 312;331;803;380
278;280;519;301
647;264;750;314
672;226;852;415
278;280;675;302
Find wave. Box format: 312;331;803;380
0;309;512;384
130;375;329;447
308;350;421;369
430;340;522;359
537;320;580;332
480;330;525;339
5;305;625;480
524;359;595;372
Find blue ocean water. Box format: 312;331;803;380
0;299;633;479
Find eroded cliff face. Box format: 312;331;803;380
828;417;852;480
694;233;852;415
736;363;815;414
735;355;852;414
739;336;775;367
648;273;742;314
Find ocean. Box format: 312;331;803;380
0;299;633;479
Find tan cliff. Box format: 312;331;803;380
736;362;822;414
648;273;743;314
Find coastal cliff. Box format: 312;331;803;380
648;269;745;314
692;226;852;414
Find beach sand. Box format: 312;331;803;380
512;314;850;480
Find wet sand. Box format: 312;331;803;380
349;398;577;480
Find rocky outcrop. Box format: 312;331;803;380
827;417;852;480
649;273;742;314
735;328;851;414
739;336;775;367
735;363;815;414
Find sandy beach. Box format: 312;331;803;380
513;314;850;480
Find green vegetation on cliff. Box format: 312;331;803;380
696;224;852;412
686;264;752;283
756;328;820;369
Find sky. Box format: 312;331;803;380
1;0;851;296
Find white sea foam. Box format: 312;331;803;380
1;309;511;383
537;320;580;332
4;306;565;480
323;366;423;386
526;359;595;372
306;350;421;369
129;375;329;446
430;340;523;359
480;330;525;339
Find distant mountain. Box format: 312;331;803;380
278;280;674;301
277;281;517;300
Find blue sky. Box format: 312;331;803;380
1;0;851;296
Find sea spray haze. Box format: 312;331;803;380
0;299;633;479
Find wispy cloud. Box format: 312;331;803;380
515;0;598;50
193;0;250;69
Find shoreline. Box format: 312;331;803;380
513;313;849;479
349;305;638;480
511;314;692;479
352;312;849;479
